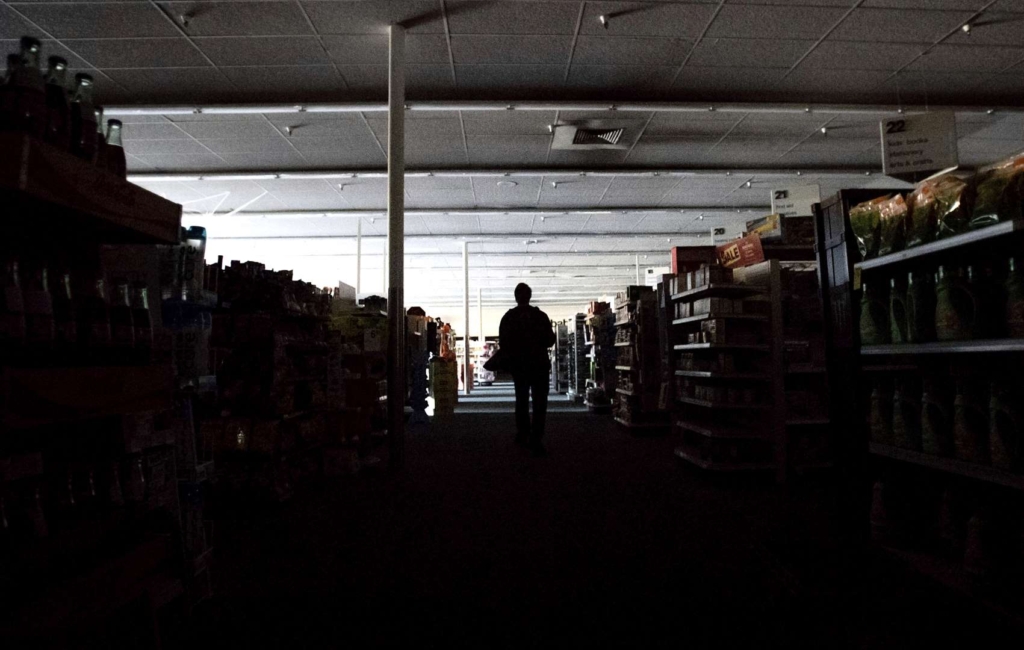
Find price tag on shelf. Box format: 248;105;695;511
880;111;959;180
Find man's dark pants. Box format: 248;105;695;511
513;372;549;446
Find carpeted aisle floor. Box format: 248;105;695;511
178;384;1013;648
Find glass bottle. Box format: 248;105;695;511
29;486;48;538
106;461;124;507
124;455;146;503
69;73;98;161
935;266;973;341
2;257;27;356
78;270;111;361
859;282;891;346
906;270;935;343
105;118;126;178
132;282;153;363
0;54;17;130
51;266;77;360
22;258;55;357
94;106;107;168
2;37;47;138
1006;257;1024;338
109;278;135;359
889;276;908;344
43;56;71;150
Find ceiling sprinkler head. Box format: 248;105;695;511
864;171;872;176
744;181;752;188
551;181;559;188
796;171;803;176
370;217;375;224
599;14;608;28
698;214;704;220
962;23;971;35
284;126;293;135
540;216;546;221
666;238;671;243
987;108;996;115
820;127;828;136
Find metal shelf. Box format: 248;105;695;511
673;342;770;352
671;283;766;302
674;420;770;440
861;339;1024;355
869;442;1024;491
674;370;770;381
677;396;770;410
855;220;1024;272
672;313;768;326
674;446;774;471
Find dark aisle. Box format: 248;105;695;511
182;395;1012;648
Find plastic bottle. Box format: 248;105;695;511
109;278;135;360
22;258;55;357
51;266;77;360
78;270;111;361
105;118;126;177
1;257;27;356
1;37;47;138
69;73;98;160
132;282;153;363
43;56;71;150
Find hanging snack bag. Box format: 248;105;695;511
878;194;908;256
849;195;888;260
908;174;971;245
970;153;1024;230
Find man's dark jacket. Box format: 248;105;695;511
498;305;556;378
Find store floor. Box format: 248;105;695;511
179;388;1013;648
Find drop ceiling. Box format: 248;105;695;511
5;0;1024;316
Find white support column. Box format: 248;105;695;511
386;24;406;467
463;240;471;395
478;287;483;346
635;255;640;285
355;218;362;295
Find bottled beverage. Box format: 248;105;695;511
906;270;935;343
22;258;55;357
109;278;135;359
69;73;98;160
106;461;124;507
1;37;47;138
43;56;71;150
178;226;207;301
124;455;146;503
94;106;107;168
1006;257;1024;338
859;281;890;346
105;118;126;178
889;276;908;344
78;270;111;361
935;266;974;341
51;266;77;359
2;256;27;355
28;486;48;538
132;282;153;363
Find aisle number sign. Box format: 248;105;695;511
770;185;820;218
880;112;958;178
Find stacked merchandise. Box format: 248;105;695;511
612;287;666;429
431;322;458;416
567;314;588;403
584;302;616;413
1;42;191;641
817;155;1024;624
551;321;569;394
203;260;334;502
668;261;785;475
474;341;497;387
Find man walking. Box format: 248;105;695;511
498;283;556;456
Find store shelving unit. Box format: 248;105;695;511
567;314;587;403
552;321;569;394
612;288;666;429
584;308;616;413
0;135;188;643
816;184;1024;628
668;260;787;480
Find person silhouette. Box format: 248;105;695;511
498;283;556;456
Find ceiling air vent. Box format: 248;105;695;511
572;127;623;146
551;120;637;150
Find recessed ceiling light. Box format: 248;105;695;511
496;180;517;188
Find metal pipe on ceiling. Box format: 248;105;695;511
105;100;1017;118
205;231;716;241
180;208;766;219
131;168;877;182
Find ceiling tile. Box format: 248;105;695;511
131;153;227;171
1;6;41;41
672;66;788;100
122;122;191;140
909;44;1024;72
461;112;556;136
365;116;464;141
571;36;690;66
445;1;581;35
778;68;894;101
830;8;974;44
800;40;924;71
103;67;231;102
219;65;345;100
301;1;444;35
200;138;296;154
339;64;453;93
64;38;210;69
14;4;180;39
581;2;717;39
195;36;330;65
218;152;310;169
566;65;675;90
451;35;571;64
159;2;313;36
323;33;449;65
290;139;385;167
123;139;211;155
944;12;1024;46
707;4;847;39
548;149;631;167
455;64;564;91
178;119;282;139
687;38;814;69
872;70;990;103
863;0;989;8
